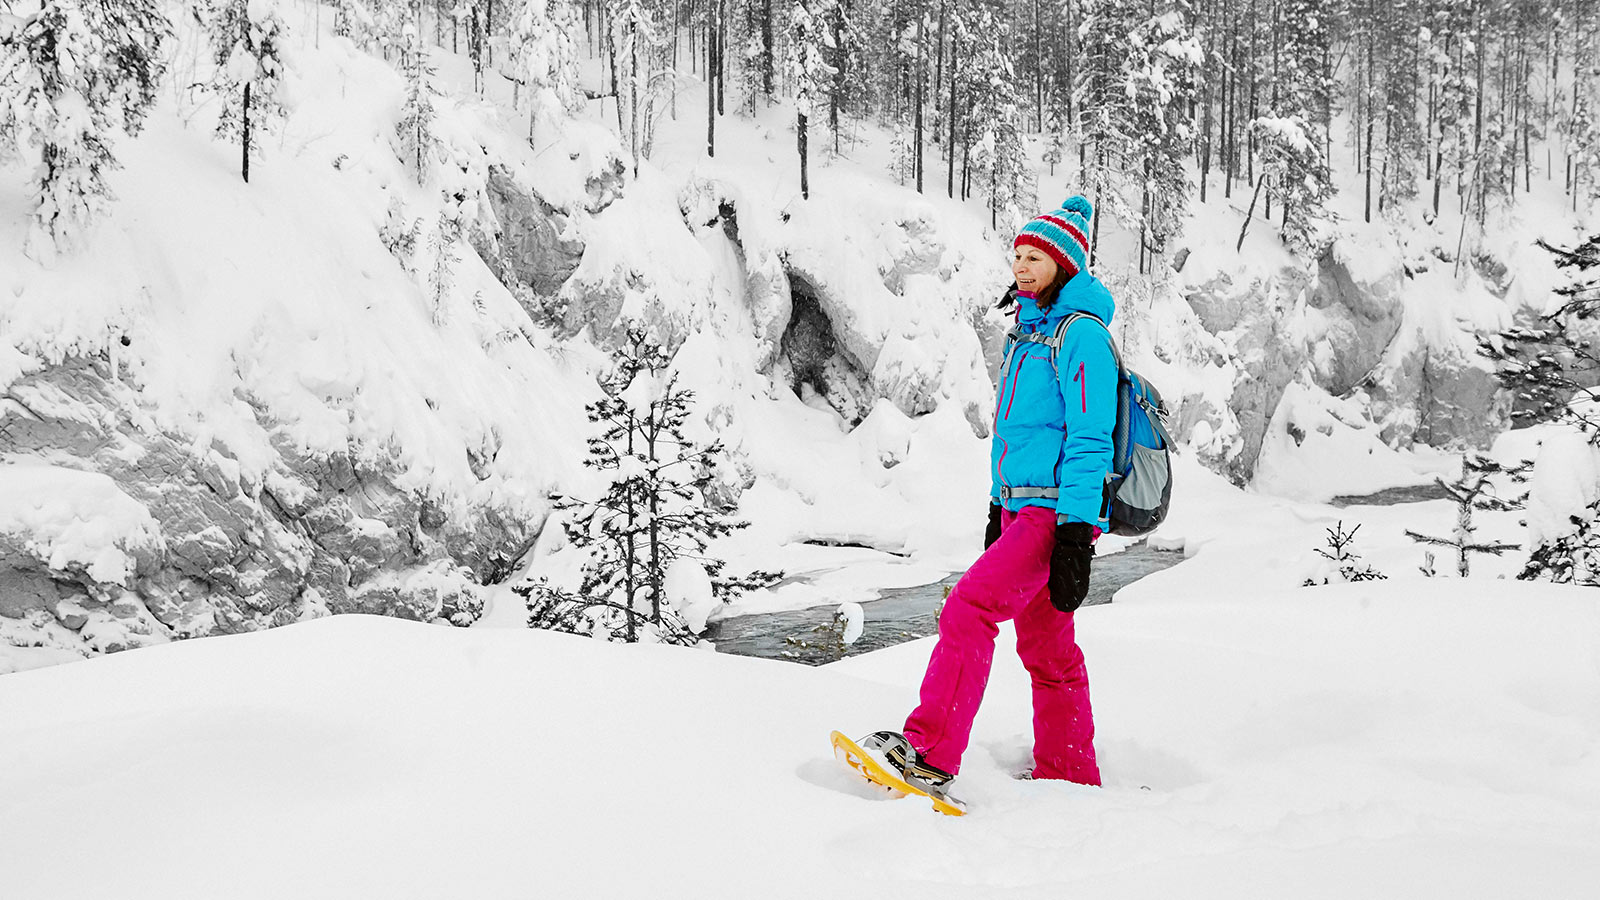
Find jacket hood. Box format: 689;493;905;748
1017;273;1116;327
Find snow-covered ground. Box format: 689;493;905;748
5;453;1598;898
4;6;1600;896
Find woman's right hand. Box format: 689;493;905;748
984;503;1003;549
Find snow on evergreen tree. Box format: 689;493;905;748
958;14;1032;233
500;0;584;130
729;0;778;113
1480;234;1600;583
1404;454;1529;577
1303;521;1387;586
520;331;781;644
426;210;458;325
0;0;169;253
1376;0;1423;218
1123;6;1200;272
785;0;834;199
205;0;288;184
1074;0;1140;253
1563;0;1600;210
1479;233;1600;433
1258;0;1335;255
395;14;439;185
1248;112;1324;253
821;0;866;155
332;0;380;50
607;0;659;174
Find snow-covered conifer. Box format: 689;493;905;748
0;0;169;252
822;0;866;155
959;18;1032;233
1074;0;1140;253
501;0;584;125
205;0;288;183
1123;7;1200;272
607;0;659;173
1260;0;1336;255
1404;454;1528;577
786;0;835;199
525;331;780;644
426;210;458;325
395;14;439;185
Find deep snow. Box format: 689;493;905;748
4;457;1599;898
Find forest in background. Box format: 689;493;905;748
5;0;1598;271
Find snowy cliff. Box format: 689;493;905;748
0;13;1584;668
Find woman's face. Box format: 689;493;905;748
1012;245;1059;293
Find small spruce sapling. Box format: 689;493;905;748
1303;521;1387;586
1404;454;1530;577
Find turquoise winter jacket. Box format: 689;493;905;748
989;273;1118;527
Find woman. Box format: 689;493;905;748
863;195;1115;794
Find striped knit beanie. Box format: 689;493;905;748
1014;195;1094;279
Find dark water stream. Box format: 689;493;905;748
705;542;1185;665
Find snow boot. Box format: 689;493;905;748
859;731;955;797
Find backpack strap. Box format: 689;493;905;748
1050;311;1122;376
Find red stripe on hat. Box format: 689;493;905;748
1035;215;1091;254
1013;234;1081;279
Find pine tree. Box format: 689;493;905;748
1404;454;1529;577
786;0;834;199
608;0;658;174
501;0;584;137
1074;0;1140;257
1520;498;1600;585
1479;234;1600;584
1478;234;1600;434
426;211;458;325
960;20;1032;233
0;0;169;252
395;13;439;185
522;331;780;644
206;0;288;183
1124;5;1200;272
1260;0;1335;255
823;0;866;156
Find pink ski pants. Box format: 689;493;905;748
903;505;1101;784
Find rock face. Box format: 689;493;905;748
1178;238;1508;483
477;166;586;301
0;360;534;661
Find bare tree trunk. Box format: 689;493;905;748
242;82;251;183
799;112;810;198
946;40;957;198
706;0;716;156
914;1;925;193
1237;173;1266;252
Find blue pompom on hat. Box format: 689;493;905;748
1014;195;1094;279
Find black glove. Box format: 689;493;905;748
1048;522;1096;613
984;503;1003;549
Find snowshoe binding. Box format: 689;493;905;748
830;730;965;816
